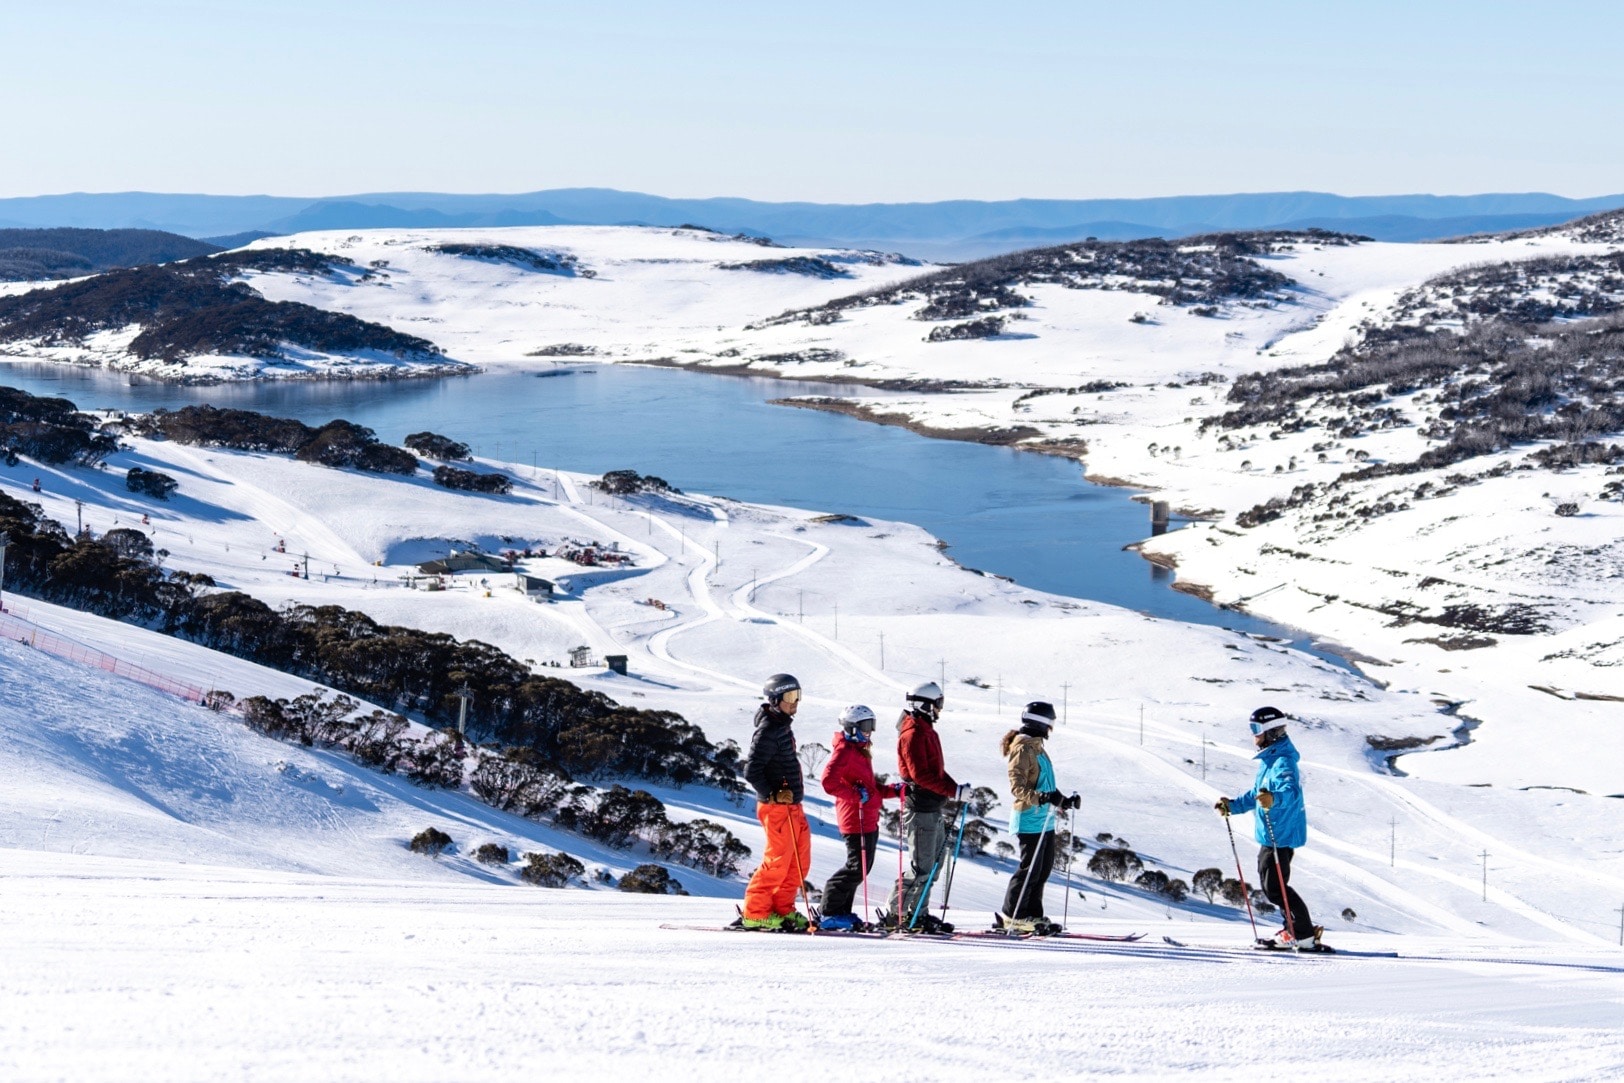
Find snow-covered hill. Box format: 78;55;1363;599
3;441;1624;1079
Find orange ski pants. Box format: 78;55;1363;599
743;802;812;919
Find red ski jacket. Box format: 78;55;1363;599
897;709;957;809
820;732;902;834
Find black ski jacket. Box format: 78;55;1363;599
744;704;803;803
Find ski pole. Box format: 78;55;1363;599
789;807;815;928
1010;802;1056;927
860;832;871;927
1259;803;1297;945
1222;808;1260;941
938;801;970;925
1062;806;1075;929
907;829;950;930
894;795;907;929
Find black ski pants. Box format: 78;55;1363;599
1003;830;1057;920
1257;846;1314;936
822;831;878;917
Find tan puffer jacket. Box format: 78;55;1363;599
1002;731;1046;813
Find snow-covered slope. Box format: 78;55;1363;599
4;449;1624;1079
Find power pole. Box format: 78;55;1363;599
798;589;803;623
1480;850;1490;901
1617;902;1623;947
878;631;885;670
939;657;946;689
75;499;84;537
1201;738;1209;780
1390;816;1398;868
301;552;310;580
1059;681;1070;725
453;684;473;738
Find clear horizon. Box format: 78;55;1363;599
3;1;1620;202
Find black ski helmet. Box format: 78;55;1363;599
1249;705;1288;736
763;672;801;706
1020;701;1057;737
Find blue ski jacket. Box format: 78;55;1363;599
1227;735;1307;848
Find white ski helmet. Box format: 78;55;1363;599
838;704;877;741
906;680;944;715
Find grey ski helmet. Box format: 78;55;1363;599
1020;701;1057;737
839;704;877;741
1248;705;1288;736
763;673;802;706
906;680;945;715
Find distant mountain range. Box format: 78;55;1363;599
2;189;1621;259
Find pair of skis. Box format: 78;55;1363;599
658;921;1144;944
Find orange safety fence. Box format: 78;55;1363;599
0;603;210;706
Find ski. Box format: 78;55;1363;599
659;922;889;939
948;929;1145;943
1162;935;1397;958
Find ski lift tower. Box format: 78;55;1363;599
453;684;473;738
0;532;9;612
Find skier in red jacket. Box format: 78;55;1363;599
886;681;971;932
818;705;903;931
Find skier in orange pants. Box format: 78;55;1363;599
740;673;812;931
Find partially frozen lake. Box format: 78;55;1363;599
1;361;1341;660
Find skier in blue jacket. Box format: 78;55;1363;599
1215;706;1322;949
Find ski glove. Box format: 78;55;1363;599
1061;792;1082;811
1039;790;1065;806
1214;797;1231;817
891;782;907;799
773;788;797;805
856;784;870;805
955;783;973;801
1257;790;1274;810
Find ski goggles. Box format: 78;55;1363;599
779;689;802;707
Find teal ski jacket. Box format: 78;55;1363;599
1227;735;1307;848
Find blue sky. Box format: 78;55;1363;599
3;1;1620;201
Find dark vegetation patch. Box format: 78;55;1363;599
473;842;510;865
618;864;688;895
594;469;678;495
125;466;178;500
426;242;592;277
718;256;850;279
521;851;585;887
0;227;220;282
759;230;1346;329
432;464;512;494
409;826;453;856
526;343;598;357
926;316;1004;342
404;431;471;460
0;385;118;466
0;249;442;366
133;404;418;474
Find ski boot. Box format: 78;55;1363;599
817;913;862;932
779;911;811;933
735;914;785;931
